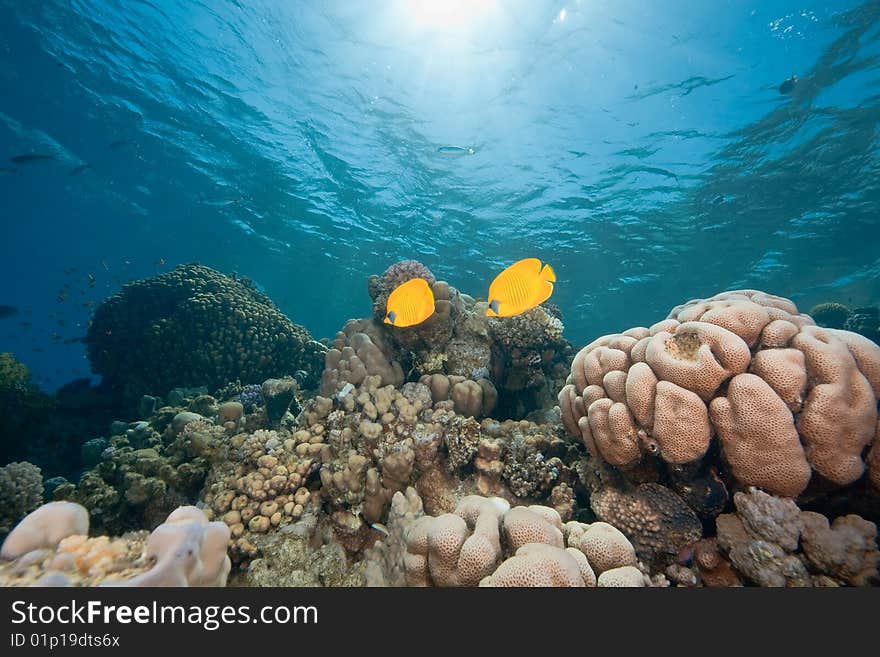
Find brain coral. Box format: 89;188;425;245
560;290;880;498
87;264;326;399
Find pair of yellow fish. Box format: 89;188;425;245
383;258;556;327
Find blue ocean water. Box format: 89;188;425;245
1;0;878;391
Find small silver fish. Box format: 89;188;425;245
369;522;390;538
437;145;475;155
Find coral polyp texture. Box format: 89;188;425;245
86;264;326;401
402;494;650;587
559;289;880;499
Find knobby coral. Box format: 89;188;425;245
87;264;326;400
559;289;880;498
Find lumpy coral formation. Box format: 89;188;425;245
712;488;878;587
321;260;572;422
4;282;879;589
0;461;43;538
0;502;231;587
559;290;880;501
401;493;650;587
86;264;326;401
54;390;233;535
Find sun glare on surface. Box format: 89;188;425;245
401;0;498;31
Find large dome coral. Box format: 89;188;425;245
559;289;880;499
87;264;326;400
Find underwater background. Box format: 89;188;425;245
2;0;880;589
2;0;878;392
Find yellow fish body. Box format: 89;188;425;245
486;258;556;317
384;277;436;327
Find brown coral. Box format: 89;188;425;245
590;483;702;569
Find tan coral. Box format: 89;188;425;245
565;521;637;574
587;398;641;466
792;326;876;485
652;381;711;464
502;506;564;552
479;543;591;587
404;496;507;587
624;362;657;428
760;319;799;348
570;336;636;389
562;290;880;500
596;565;647;587
602;370;628;403
749;348;807;412
710;373;811;497
645;321;750;401
670;298;771;347
320;326;404;396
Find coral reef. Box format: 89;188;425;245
306;375;574;543
667;487;878;587
54;393;230;535
320;321;405;396
7;277;878;590
201;425;319;561
0;461;43;538
0;503;230;587
559;290;880;508
238;514;366;587
401;493;651;587
362;487;425;586
321;260;573;422
86;264;327;401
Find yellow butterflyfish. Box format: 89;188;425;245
486;258;556;317
384;277;436;327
